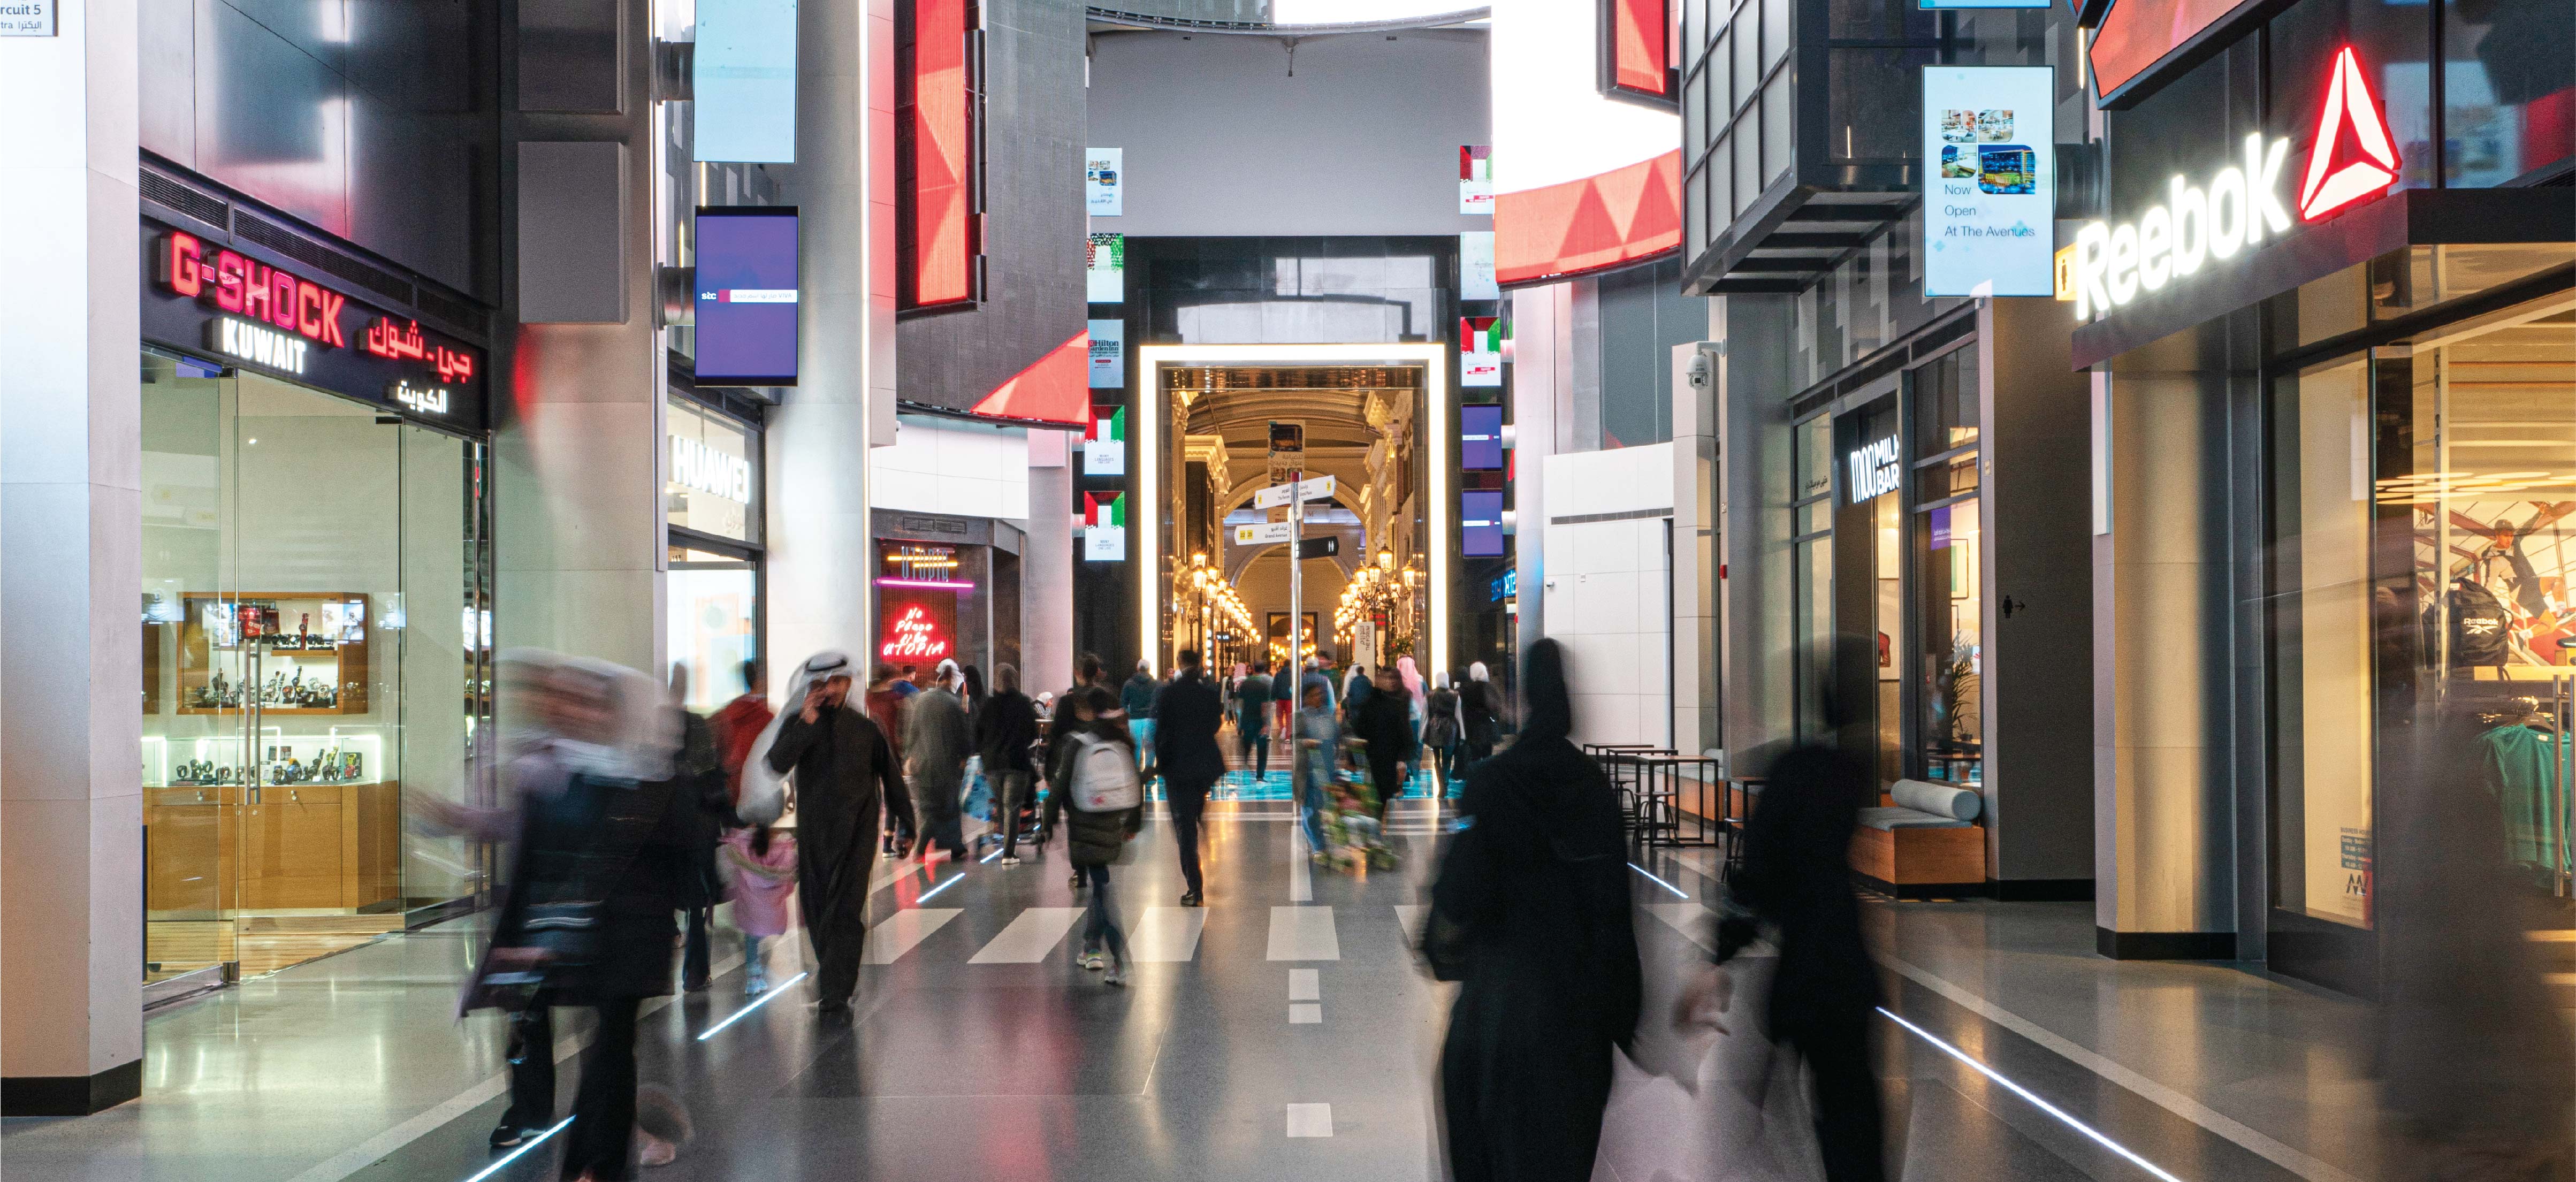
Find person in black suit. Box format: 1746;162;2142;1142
1152;648;1228;906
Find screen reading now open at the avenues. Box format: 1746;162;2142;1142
694;207;800;385
1921;66;2056;298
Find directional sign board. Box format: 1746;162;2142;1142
1233;521;1295;546
1252;474;1336;509
1293;536;1338;560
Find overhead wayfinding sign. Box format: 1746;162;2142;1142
1921;67;2055;298
1252;474;1335;509
1234;521;1295;546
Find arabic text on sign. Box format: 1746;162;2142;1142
388;379;452;415
363;318;477;384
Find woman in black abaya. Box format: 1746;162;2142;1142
1423;638;1641;1182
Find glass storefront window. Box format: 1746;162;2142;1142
140;351;488;982
1794;415;1836;739
668;546;760;711
667;396;761;544
1916;499;1983;784
2441;0;2573;186
2269;295;2576;930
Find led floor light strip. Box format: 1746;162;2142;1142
916;873;966;903
1628;863;1689;899
460;1117;573;1182
980;848;1005;864
696;972;811;1041
1876;1006;2189;1182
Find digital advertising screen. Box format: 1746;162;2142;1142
694;207;801;385
1920;67;2056;297
1461;490;1506;557
1460;405;1505;471
695;0;798;162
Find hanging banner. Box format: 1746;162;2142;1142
1922;66;2056;298
1087;318;1124;387
1086;233;1124;303
1085;403;1127;475
1460;316;1503;387
1083;492;1127;561
1086;148;1123;216
1460;231;1499;301
1459;144;1493;213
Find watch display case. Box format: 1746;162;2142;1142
176;593;371;714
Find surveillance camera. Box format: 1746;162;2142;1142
1686;353;1712;389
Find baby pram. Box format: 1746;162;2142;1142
1316;738;1397;871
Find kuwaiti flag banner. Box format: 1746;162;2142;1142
1088;405;1126;444
1085;492;1126;529
1461;316;1505;387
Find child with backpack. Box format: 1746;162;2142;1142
1041;687;1144;985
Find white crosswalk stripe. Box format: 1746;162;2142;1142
968;906;1085;963
1266;905;1339;960
1392;904;1426;946
863;908;963;963
1127;906;1207;962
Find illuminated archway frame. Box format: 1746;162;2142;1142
1135;342;1452;679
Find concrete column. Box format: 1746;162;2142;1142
0;0;147;1114
1023;434;1074;695
495;0;668;676
1669;337;1719;756
767;0;894;687
2092;323;2246;957
1510;283;1569;656
1717;295;1798;775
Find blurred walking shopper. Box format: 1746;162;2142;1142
710;660;774;806
974;664;1041;864
1155;649;1226;906
758;651;910;1017
1352;664;1418;819
719;823;796;995
1459;662;1501;766
1122;659;1160;775
864;664;916;855
667;665;731;993
2374;714;2574;1181
1674;636;1887;1182
435;653;696;1179
902;665;974;865
1233;660;1274;782
1423;639;1640;1182
1423;672;1461;795
1043;688;1144;984
1293;673;1339;854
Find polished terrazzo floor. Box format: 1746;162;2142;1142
4;800;2412;1182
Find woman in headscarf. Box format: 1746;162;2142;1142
1423;639;1640;1182
1459;661;1501;766
1423;671;1462;795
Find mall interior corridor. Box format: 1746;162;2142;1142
7;0;2572;1178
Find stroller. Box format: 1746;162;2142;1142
1315;738;1397;871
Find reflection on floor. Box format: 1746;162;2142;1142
147;913;406;981
2;803;2469;1182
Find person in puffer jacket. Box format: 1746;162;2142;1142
1041;687;1144;984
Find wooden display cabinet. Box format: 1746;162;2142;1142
144;780;405;916
174;593;370;715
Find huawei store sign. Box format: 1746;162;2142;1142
2071;47;2399;322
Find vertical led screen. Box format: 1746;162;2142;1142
900;0;977;309
1461;490;1506;557
1602;0;1673;101
1460;405;1505;470
1493;0;1682;286
1920;67;2055;297
693;207;801;385
695;0;798;162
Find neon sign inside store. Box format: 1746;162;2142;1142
880;604;951;660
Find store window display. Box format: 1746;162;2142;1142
2269;296;2575;931
139;352;489;982
665;395;764;711
1912;346;1983;786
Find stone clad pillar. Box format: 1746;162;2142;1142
0;0;148;1114
766;0;894;685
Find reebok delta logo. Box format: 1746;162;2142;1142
2297;47;2403;222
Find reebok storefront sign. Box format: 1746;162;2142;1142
2070;133;2291;321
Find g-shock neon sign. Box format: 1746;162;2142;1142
159;231;348;347
2071;47;2399;323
